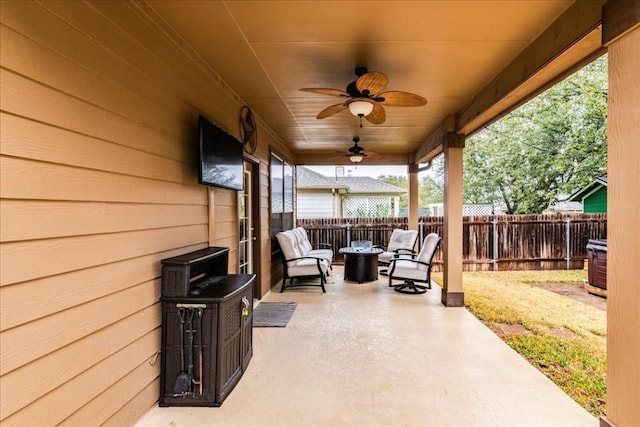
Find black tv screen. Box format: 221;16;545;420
198;115;244;191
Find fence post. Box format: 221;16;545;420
346;222;351;247
566;218;571;270
492;218;498;271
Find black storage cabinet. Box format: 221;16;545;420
159;247;254;407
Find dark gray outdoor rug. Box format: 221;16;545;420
252;302;297;327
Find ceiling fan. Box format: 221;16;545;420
336;137;372;163
300;67;427;127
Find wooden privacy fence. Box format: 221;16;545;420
297;214;607;271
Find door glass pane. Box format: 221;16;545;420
239;170;251;274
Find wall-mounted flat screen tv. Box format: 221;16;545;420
198;115;244;191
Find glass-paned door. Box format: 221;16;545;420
238;169;252;274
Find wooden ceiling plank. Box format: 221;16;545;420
297;152;409;166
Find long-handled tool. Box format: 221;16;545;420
186;308;195;395
192;308;204;396
173;308;190;396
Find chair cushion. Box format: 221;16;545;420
378;251;395;264
417;233;440;263
309;249;333;264
378;251;412;264
292;227;313;254
287;227;311;256
394;258;427;271
389;264;428;281
287;258;329;277
287;229;307;256
387;229;418;252
276;231;301;261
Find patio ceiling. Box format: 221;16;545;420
148;0;578;164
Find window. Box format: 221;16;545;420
271;153;294;252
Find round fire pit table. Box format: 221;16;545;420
339;247;383;283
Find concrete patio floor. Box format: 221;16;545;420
136;266;597;427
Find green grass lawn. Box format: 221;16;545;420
432;270;606;417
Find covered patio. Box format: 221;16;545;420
1;1;638;426
136;266;595;426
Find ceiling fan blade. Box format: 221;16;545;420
378;91;428;107
365;103;386;125
317;103;348;119
300;87;350;97
356;72;388;96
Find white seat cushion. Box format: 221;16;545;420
309;248;333;263
287;258;329;277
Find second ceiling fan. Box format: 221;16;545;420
333;137;378;163
300;67;427;126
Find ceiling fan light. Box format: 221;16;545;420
348;100;374;117
350;154;364;163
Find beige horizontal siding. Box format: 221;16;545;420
0;156;206;204
0;245;203;331
1;305;159;421
0;113;192;182
3;331;160;426
0;0;287;424
1;279;159;374
1;200;207;242
1;225;208;285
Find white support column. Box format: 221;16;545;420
408;163;419;231
442;133;465;307
602;12;640;427
393;195;400;217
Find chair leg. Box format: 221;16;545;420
320;274;326;293
280;276;287;292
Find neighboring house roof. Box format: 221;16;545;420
296;166;348;189
334;176;405;194
545;198;583;213
296;166;405;194
567;176;608;202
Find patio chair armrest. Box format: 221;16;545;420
390;249;417;260
388;258;431;269
282;255;326;275
393;248;416;255
283;255;323;263
282;256;324;268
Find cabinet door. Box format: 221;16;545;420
216;295;244;402
160;303;218;406
240;287;253;370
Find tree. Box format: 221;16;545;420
378;168;444;212
377;175;408;208
463;55;608;214
421;156;444;205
